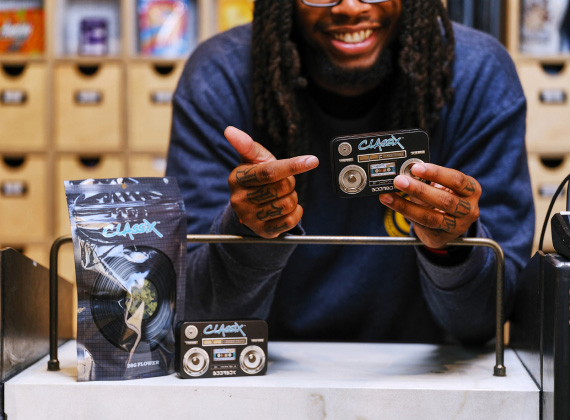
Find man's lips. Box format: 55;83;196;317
326;28;378;54
330;28;374;44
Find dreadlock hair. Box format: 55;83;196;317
251;0;455;160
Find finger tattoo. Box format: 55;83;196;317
440;214;457;232
256;203;284;221
265;223;288;235
454;199;471;216
247;186;278;204
463;178;476;195
236;167;258;186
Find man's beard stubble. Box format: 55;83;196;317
310;43;396;93
297;10;400;94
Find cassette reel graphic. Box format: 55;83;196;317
90;246;176;353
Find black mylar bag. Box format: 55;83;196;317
65;177;186;381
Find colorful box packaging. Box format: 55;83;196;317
138;0;195;57
0;7;44;54
520;0;570;54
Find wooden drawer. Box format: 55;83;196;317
0;63;47;150
0;154;48;242
54;63;122;151
518;60;570;154
127;63;183;153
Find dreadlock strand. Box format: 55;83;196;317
253;1;284;151
435;0;456;102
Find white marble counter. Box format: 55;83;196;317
5;340;538;420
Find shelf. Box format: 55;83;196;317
54;55;124;64
127;56;185;64
512;53;570;63
0;55;46;63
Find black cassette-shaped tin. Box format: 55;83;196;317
175;320;268;379
331;129;430;198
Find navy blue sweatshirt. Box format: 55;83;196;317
166;23;534;345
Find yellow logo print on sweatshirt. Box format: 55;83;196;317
383;193;411;237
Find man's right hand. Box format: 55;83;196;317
225;126;319;238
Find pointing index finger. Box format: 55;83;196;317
236;155;319;187
225;126;276;164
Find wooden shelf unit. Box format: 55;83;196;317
0;0;243;275
505;0;570;253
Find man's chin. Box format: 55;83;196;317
311;46;395;94
328;55;381;73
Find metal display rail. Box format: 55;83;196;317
47;234;506;377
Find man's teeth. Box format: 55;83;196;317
333;29;373;44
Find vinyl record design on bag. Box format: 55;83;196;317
90;245;176;353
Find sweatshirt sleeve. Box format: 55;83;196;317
414;27;535;344
165;27;296;321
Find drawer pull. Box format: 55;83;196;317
79;157;101;167
150;90;173;104
539;184;566;198
77;65;100;76
1;89;27;105
1;180;27;197
154;64;175;76
74;90;103;105
539;89;567;104
2;64;25;77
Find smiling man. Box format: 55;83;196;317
295;0;402;95
167;0;534;345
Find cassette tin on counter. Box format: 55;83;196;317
175;320;268;379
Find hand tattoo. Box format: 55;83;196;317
236;166;258;187
247;186;278;204
454;199;471;216
256;203;284;221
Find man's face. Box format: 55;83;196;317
294;0;402;94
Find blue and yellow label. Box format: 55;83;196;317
383;193;411;237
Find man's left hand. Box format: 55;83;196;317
379;163;481;249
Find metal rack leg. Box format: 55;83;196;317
48;236;72;371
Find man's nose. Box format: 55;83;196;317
331;0;373;15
